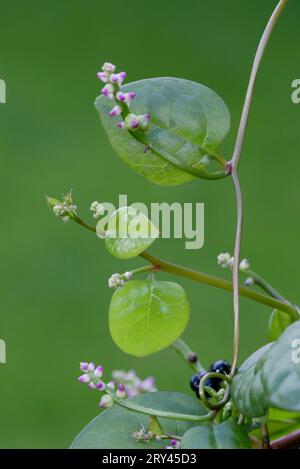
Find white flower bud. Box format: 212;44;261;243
239;259;250;271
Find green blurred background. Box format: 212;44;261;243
0;0;299;448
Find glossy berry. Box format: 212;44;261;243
210;360;231;375
190;372;221;397
190;372;206;393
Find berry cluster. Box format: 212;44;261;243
190;360;231;398
97;62;151;132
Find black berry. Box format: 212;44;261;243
190;372;221;397
190;371;206;393
210;360;231;375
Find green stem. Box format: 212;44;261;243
70;217;299;319
110;393;215;422
73;215;97;233
261;423;271;449
244;268;287;303
171;339;205;373
125;265;156;278
140;252;299;320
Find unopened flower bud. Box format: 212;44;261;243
88;362;95;372
102;62;116;73
88;382;97;390
109;105;122;117
111;72;127;85
101;84;114;100
239;259;250;271
124;113;140;130
80;362;89;372
99;394;114;409
138;114;151;130
97;71;109;83
245;277;254;286
116;384;126;399
96;380;106;391
124;271;133;280
78;374;91;383
94;365;104;378
107;381;115;390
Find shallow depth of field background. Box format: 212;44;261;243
0;0;300;448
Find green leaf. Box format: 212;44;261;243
268;309;294;342
232;321;300;417
95;77;230;187
181;422;251;449
267;408;300;439
70;391;207;449
103;206;159;259
109;279;190;357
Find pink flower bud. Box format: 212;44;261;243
78;374;91;383
88;362;95;372
88;382;97;389
101;62;116;73
138;114;151;130
99;394;114;409
109;105;122;117
97;71;109;83
80;362;89;372
107;381;115;390
124;113;140;130
116;91;126;102
117;122;125;129
101;84;114;100
124;92;136;104
96;380;106;391
111;72;127;85
94;365;104;378
116;384;126;399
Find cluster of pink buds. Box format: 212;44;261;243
111;369;157;397
97;61;151;132
78;362;127;409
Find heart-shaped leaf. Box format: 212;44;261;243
70;391;207;449
181;422;251;449
109;279;190;357
95;77;230;186
102;206;159;259
268;309;294;342
232;321;300;417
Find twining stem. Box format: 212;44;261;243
230;0;288;170
71;217;299;319
108;392;215;423
171;339;205;373
230;170;242;376
228;0;289;376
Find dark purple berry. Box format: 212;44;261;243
210;360;231;375
190;372;206;393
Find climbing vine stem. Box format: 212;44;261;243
228;0;289;377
